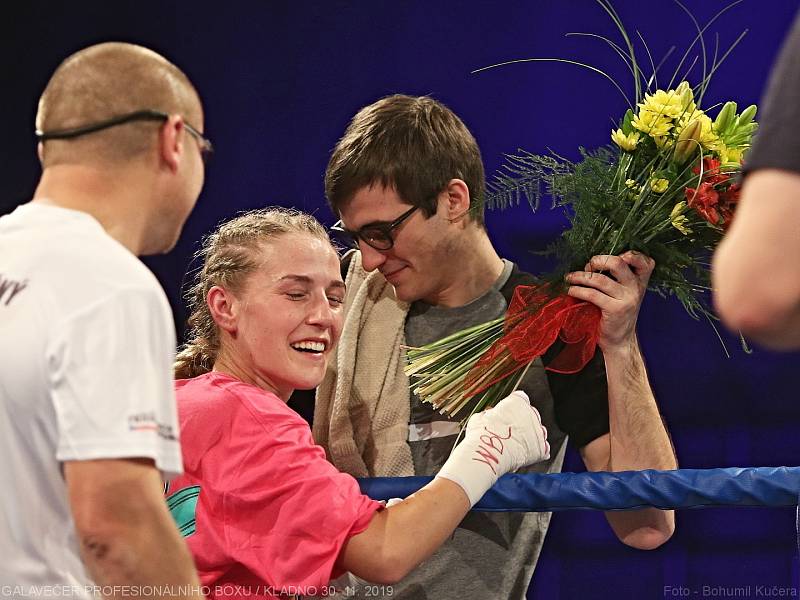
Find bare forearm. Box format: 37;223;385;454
588;339;676;548
339;478;469;583
602;339;676;472
715;229;800;349
340;393;548;581
66;460;201;599
78;511;201;598
732;309;800;350
569;252;675;547
713;170;800;350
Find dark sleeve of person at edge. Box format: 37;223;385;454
742;8;800;175
289;258;610;450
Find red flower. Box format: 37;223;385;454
685;182;720;224
719;182;741;205
692;157;719;175
692;157;729;186
719;206;734;230
718;183;741;230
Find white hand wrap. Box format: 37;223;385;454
435;391;550;507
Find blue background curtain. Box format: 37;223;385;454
3;2;800;598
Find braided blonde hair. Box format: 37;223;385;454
174;207;333;379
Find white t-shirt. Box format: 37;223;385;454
0;203;183;595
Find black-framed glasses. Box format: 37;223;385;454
35;109;213;163
331;205;419;251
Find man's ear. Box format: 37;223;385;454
442;178;471;222
207;285;238;335
158;114;186;173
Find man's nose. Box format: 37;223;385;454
358;241;387;272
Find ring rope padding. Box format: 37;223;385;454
358;467;800;511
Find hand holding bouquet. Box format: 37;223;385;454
406;1;757;418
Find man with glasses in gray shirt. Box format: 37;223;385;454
306;94;677;599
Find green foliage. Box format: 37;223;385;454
487;145;724;321
407;0;755;419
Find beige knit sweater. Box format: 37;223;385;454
312;251;415;477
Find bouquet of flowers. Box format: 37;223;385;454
405;1;757;418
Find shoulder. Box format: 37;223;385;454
499;263;539;304
49;233;167;320
81;236;164;295
504;263;538;286
3;205;163;301
50;207;162;292
178;373;309;435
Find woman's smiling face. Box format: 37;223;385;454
218;232;344;399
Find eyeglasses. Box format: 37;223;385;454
331;205;419;251
35;109;213;163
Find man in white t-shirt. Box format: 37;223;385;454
0;43;208;598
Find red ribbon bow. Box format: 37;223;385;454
464;284;601;398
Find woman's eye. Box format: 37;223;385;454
286;292;306;300
328;296;344;306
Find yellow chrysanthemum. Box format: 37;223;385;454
625;178;638;188
639;89;684;120
670;201;692;235
611;128;640;152
653;135;674;149
719;144;745;164
650;178;670;193
632;109;673;137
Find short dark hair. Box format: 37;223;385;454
325;95;486;226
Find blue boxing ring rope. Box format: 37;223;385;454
358;467;800;511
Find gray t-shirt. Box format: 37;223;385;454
744;9;800;175
364;260;568;600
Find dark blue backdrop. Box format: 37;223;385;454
4;2;800;598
